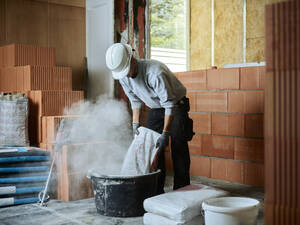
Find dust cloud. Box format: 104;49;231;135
62;95;132;176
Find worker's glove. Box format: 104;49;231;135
156;131;170;151
132;122;140;137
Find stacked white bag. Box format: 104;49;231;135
143;184;228;225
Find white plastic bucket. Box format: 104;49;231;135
202;197;260;225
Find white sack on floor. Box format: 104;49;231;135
143;213;204;225
0;94;29;147
143;184;228;223
121;127;160;176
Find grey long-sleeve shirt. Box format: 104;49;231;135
119;59;186;115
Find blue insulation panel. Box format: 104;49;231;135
14;197;39;205
0;166;49;173
0;176;48;184
0;156;50;163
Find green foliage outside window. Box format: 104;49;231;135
151;0;186;50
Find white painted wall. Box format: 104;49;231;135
86;0;114;99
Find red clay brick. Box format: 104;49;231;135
211;158;245;184
176;70;207;90
245;91;264;113
244;162;264;187
188;134;202;155
0;66;72;92
228;91;264;113
211;158;226;180
189;113;211;134
186;92;196;112
27;91;83;145
207;68;240;89
228;114;245;136
234;138;264;162
212;113;244;136
212;114;227;135
202;135;234;159
196;92;227;112
36;46;56;66
1;44;55;67
27;91;84;116
240;67;260;89
245;114;264;138
226;160;244;184
190;155;211;178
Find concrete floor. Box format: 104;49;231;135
0;174;264;225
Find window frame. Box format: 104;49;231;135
145;0;190;71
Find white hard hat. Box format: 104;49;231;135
105;43;133;80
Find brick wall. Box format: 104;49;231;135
167;67;265;187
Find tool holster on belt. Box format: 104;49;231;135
177;96;195;141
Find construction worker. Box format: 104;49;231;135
105;43;194;194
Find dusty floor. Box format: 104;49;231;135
0;174;264;225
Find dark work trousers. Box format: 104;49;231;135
146;97;192;194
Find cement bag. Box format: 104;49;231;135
121;126;160;176
143;213;204;225
143;184;228;223
0;94;29;147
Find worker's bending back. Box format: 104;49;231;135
105;43;194;194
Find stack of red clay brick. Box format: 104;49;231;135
0;43;92;201
140;67;265;187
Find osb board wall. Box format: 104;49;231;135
0;0;86;90
190;0;286;70
190;0;211;70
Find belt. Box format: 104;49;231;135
177;96;187;105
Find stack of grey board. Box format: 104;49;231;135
0;147;50;207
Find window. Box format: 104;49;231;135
150;0;188;72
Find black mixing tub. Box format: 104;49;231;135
88;170;160;217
